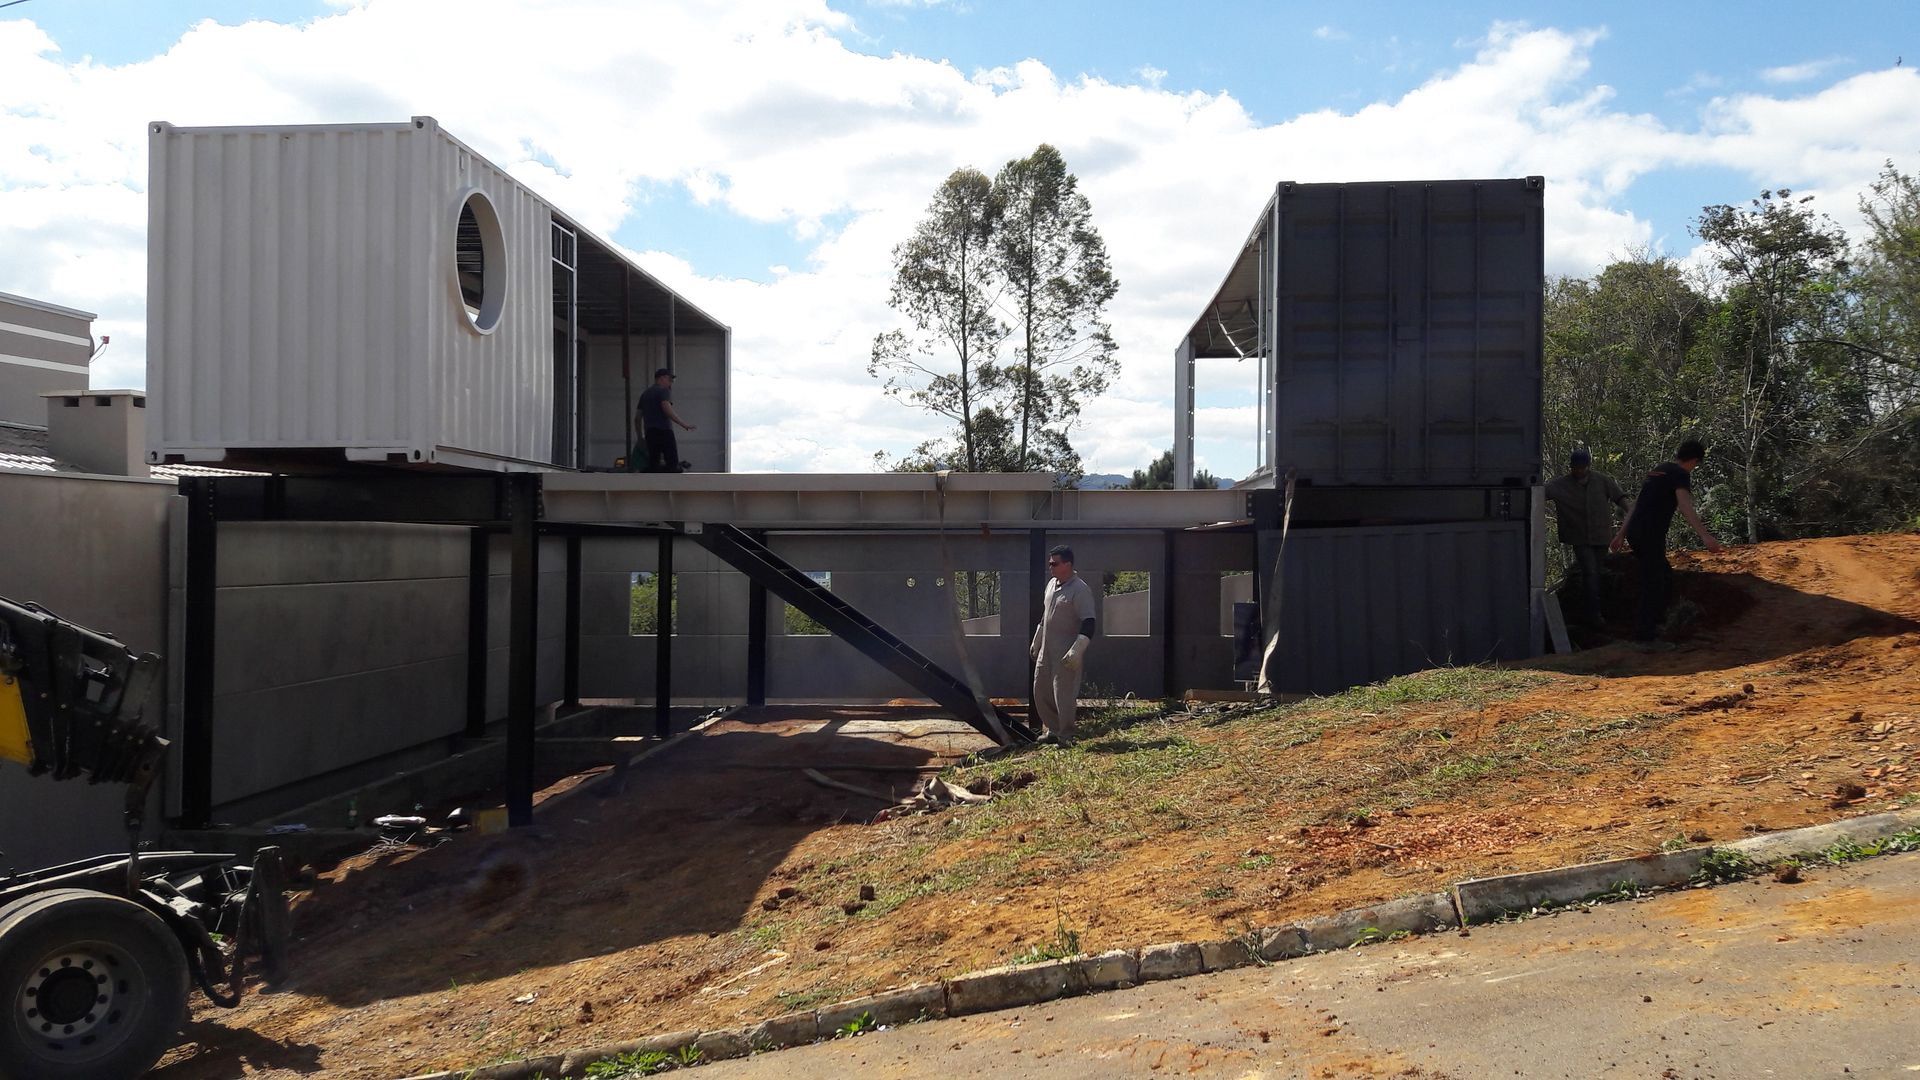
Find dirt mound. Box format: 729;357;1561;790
155;535;1920;1079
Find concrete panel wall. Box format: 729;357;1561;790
570;528;1276;705
578;535;747;702
208;522;471;807
1169;531;1257;693
485;535;568;720
0;471;174;870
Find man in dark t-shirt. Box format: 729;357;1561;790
1609;439;1725;643
632;368;696;473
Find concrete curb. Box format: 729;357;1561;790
1725;807;1920;864
1454;850;1706;924
402;809;1920;1080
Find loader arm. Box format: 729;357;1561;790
0;596;168;831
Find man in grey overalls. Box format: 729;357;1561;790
1029;545;1097;746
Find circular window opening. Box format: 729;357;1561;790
453;190;507;333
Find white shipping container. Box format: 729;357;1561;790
147;118;560;470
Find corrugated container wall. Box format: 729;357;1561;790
1268;178;1543;486
147;118;554;469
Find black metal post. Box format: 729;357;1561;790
746;531;767;707
465;527;490;738
1027;528;1047;713
505;475;540;828
180;478;218;827
655;532;674;738
563;535;582;708
1162;529;1178;700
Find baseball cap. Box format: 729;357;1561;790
654;367;674;379
1570;447;1592;466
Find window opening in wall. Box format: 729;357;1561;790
1102;571;1151;637
454;191;506;332
1219;570;1253;636
953;570;1001;637
785;571;830;635
629;571;677;635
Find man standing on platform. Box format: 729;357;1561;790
633;367;695;473
1029;545;1096;746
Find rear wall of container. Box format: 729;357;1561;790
1269;179;1543;486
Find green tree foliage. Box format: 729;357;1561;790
870;168;1006;473
872;148;1118;482
628;573;676;635
1126;448;1219;490
1542;167;1920;549
991;145;1120;471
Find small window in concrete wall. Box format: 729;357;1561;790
1101;571;1151;637
785;571;830;635
953;570;1001;636
1220;571;1253;636
629;572;677;635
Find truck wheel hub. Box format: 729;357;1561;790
19;947;124;1044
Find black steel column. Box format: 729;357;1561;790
180;478;218;827
746;531;767;707
655;533;674;738
465;527;490;738
563;535;582;708
1162;529;1179;700
505;474;541;828
1028;528;1047;713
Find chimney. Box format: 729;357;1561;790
42;390;149;476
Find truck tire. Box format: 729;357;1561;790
0;888;190;1079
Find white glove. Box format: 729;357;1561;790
1061;634;1089;671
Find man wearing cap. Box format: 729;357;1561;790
634;367;696;473
1029;545;1096;747
1544;448;1629;627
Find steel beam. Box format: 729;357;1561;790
564;535;582;708
746;530;767;707
505;474;540;828
465;527;490;738
203;474;509;524
1028;528;1046;719
538;473;1247;530
1162;529;1178;698
654;532;673;739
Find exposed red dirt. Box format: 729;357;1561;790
153;533;1920;1079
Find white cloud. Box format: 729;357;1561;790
2;6;1917;481
1760;57;1844;84
1313;26;1349;42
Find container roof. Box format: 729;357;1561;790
1182;186;1278;360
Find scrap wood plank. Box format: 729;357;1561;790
802;767;895;801
1544;593;1573;654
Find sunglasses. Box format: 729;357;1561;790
1046;560;1065;567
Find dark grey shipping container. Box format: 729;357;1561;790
1184;177;1544;487
1267;519;1532;694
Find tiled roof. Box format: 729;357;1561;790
0;423;259;479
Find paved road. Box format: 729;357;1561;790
706;852;1920;1079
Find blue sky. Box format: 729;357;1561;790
18;0;1911;283
3;0;1916;476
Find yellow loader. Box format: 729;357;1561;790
1;596;288;1078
